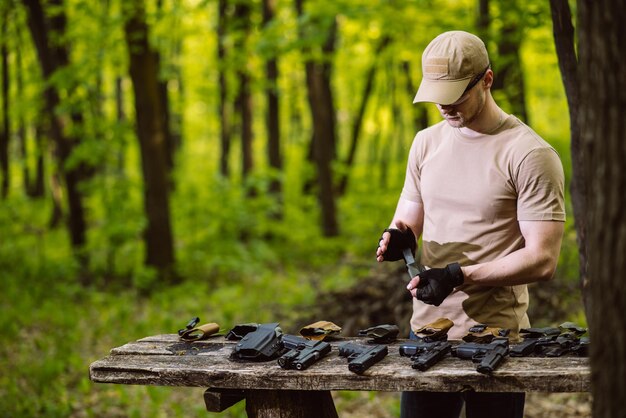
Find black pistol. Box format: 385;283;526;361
399;339;451;371
338;342;388;374
452;337;509;374
277;335;331;370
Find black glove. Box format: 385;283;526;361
414;263;464;306
380;228;416;261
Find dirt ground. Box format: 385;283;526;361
524;393;591;418
334;391;591;418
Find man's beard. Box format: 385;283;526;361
445;92;486;129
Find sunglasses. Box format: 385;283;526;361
442;64;491;107
463;64;491;95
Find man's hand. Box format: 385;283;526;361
407;263;464;306
376;223;416;262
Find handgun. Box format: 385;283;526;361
452;337;509;374
399;339;451;371
277;335;331;370
338;342;388;374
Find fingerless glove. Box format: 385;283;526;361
414;263;464;306
381;227;416;261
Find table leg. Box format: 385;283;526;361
204;388;246;412
245;389;338;418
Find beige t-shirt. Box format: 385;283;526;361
401;115;565;339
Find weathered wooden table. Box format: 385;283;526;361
89;334;590;417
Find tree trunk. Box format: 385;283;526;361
319;19;338;162
476;0;490;41
22;0;89;271
217;0;231;178
15;21;30;195
492;0;528;123
337;35;391;197
548;0;589;314
155;0;175;178
295;0;339;237
233;0;254;185
49;169;64;227
1;8;9;199
239;70;253;179
306;62;339;237
158;75;174;175
115;77;125;122
17;18;45;199
14;14;44;198
401;60;429;132
30;125;45;197
123;0;175;279
263;0;282;216
578;1;626;416
24;119;46;199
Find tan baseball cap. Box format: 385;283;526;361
413;31;490;105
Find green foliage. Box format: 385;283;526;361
0;0;585;416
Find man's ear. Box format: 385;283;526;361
483;69;494;89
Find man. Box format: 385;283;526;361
376;31;565;418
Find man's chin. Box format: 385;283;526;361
445;118;464;128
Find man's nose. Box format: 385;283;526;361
438;104;455;114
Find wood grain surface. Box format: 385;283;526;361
89;334;590;393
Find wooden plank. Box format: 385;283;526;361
137;334;188;343
90;341;590;393
110;339;235;356
204;388;245;412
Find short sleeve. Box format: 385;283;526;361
515;147;566;221
400;133;424;204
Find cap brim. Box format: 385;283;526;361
413;77;472;105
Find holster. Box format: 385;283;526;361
180;323;220;342
226;323;260;340
231;323;283;361
519;327;561;339
299;321;342;341
413;317;454;341
358;324;399;343
462;324;510;343
559;322;587;336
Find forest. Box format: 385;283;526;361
1;0;624;416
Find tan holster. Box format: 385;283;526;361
180;323;220;341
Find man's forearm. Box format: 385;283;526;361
461;247;558;286
461;220;564;286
